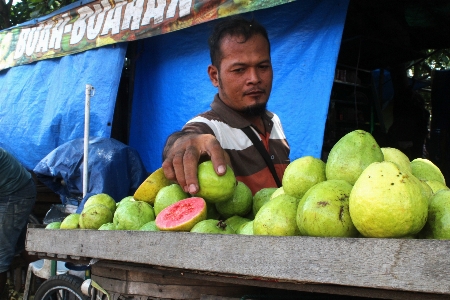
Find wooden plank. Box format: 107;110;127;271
126;280;256;299
126;269;233;286
91;265;128;280
92;264;238;286
92;273;257;299
91;275;128;294
26;228;450;295
92;261;449;300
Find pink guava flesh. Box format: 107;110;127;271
155;197;207;231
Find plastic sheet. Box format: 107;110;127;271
0;43;127;170
33;137;148;212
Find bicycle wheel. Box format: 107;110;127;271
34;274;89;300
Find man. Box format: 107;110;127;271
162;16;290;195
0;148;37;297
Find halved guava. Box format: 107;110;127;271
155;197;207;231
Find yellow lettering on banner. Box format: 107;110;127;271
141;0;166;26
70;6;94;44
166;0;192;19
49;13;71;50
13;28;30;59
87;3;108;40
35;24;53;53
101;1;126;35
25;27;41;56
122;0;145;31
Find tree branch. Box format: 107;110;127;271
0;0;13;30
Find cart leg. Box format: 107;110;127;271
22;263;34;300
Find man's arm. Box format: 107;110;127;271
162;131;230;194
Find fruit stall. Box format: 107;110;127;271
25;226;450;299
24;129;450;299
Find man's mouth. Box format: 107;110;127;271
244;89;265;96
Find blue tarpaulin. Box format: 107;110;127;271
0;0;348;189
33;137;147;211
0;43;128;170
129;0;349;173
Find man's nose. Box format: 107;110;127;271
247;67;261;84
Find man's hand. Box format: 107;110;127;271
162;133;230;194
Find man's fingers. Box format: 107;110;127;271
161;158;176;182
162;133;227;194
206;138;228;176
183;145;200;194
172;150;188;192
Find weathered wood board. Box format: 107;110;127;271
91;265;259;299
26;227;450;298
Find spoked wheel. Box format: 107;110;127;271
34;274;89;300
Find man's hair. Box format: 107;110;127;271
208;16;270;68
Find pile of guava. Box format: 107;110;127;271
44;130;449;240
225;129;447;239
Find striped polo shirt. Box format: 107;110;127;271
183;95;290;195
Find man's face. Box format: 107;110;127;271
208;34;273;116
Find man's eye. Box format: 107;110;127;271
233;68;244;73
259;65;270;69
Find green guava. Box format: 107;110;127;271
225;215;251;232
45;221;61;229
215;181;253;218
84;193;117;214
419;189;450;239
237;220;254;235
381;147;412;174
296;180;358;237
113;200;155;230
326;130;384;185
418;180;433;204
243;210;255;220
98;222;116;230
60;213;80;229
411;158;446;185
194;161;236;203
154;184;189;216
253;194;300;236
139;221;159;231
282;156;326;200
190;219;235;234
206;203;221;219
116;196;134;209
349;161;428;238
155;197;207;231
426;180;449;194
270;187;285;200
80;203;114;230
399;234;417;239
252;187;277;216
121;195;134;202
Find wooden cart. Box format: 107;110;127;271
25;225;450;299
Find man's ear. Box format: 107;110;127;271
208;64;219;87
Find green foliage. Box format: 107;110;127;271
409;49;450;80
408;49;450;107
4;0;77;29
9;0;33;26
